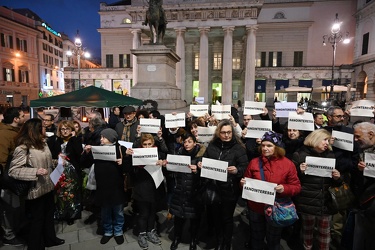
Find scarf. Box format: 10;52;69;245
121;117;138;141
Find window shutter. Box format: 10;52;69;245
119;54;124;68
1;33;5;47
16;38;20;50
26;71;29;83
277;52;282;67
9;35;13;49
24;40;27;52
2;68;6;81
127;54;131;68
19;70;22;82
11;69;15;81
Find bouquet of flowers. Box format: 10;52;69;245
54;161;81;220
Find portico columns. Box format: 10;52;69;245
245;25;258;101
198;27;210;103
175;28;186;101
222;26;235;105
131;29;141;86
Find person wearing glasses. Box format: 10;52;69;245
197;119;248;250
43;114;56;134
324;106;360;249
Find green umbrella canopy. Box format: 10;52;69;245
30;86;143;108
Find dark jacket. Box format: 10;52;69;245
81;144;127;206
203;137;248;202
170;144;206;218
108;113;121;129
115;118;139;143
292;146;341;215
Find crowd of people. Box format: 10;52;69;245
0;104;374;250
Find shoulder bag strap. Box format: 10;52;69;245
258;157;265;181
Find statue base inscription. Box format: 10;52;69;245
131;45;186;110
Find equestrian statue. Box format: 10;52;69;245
142;0;167;44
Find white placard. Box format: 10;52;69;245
211;105;231;120
165;113;186;128
91;145;117;161
288;112;314;131
166;154;192;173
190;105;209;117
200;157;228;182
132;148;159;166
246;120;272;138
197;126;216;143
195;97;205;104
349;100;375;117
242;178;277;205
243;101;266;115
144;165;164;188
50;156;64;186
364;152;375;178
275;102;298;118
118;140;133;149
140;118;161;134
332;130;354;152
305;156;335;178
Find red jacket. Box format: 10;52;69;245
244;155;301;214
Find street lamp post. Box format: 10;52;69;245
322;13;350;102
66;30;90;90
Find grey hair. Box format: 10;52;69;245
89;117;105;129
326;106;343;116
353;122;375;135
90;111;102;119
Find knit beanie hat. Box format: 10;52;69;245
101;128;118;143
261;131;284;147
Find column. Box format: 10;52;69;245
131;29;141;86
222;26;235;105
175;27;186;100
185;44;194;104
244;25;258;101
198;27;210;103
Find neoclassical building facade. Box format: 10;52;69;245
98;0;357;106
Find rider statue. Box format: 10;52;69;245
142;0;167;44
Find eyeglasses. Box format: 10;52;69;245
220;131;232;135
60;128;72;132
332;115;346;119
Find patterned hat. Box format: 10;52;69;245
261;131;284;147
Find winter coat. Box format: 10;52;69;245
115;118;139;143
203;137;248;202
244;155;301;214
292;146;340;216
170;144;206;218
9;144;54;200
0;123;19;167
81;144;126;206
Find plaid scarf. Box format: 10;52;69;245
121;117;138;141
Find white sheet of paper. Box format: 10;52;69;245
166;154;192;173
349;100;375;117
132;148;159;166
165;113;185;128
91;145;116;161
195;97;204;104
332;130;354;152
50;156;64;186
118;140;133;149
211;105;231;120
197;126;216;143
364;152;375;178
190;105;209;117
144;165;164;188
200;157;228;182
140;118;161;134
242;178;277;205
246;120;272;138
305;156;335;178
275;102;297;118
288;112;314;131
243;101;266;115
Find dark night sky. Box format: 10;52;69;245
1;0;118;59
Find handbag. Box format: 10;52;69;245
196;179;221;205
258;157;298;227
86;164;96;190
1;149;35;196
328;182;355;211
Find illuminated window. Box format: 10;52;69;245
232;57;241;70
1;33;13;49
268;52;282;67
119;54;131;68
16;38;27;52
194;53;199;70
19;70;29;83
123;18;132;24
213;53;222;70
4;68;14;81
256;52;266;67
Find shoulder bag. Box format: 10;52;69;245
258;157;298;227
328;182;355;211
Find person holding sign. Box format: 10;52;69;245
125;133;166;250
197;119;248;250
242;131;301;250
81;128;127;245
292;129;341;250
352;122;375;249
168;133;206;250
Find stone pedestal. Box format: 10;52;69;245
131;45;186;110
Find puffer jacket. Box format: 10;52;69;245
203;137;248;202
9;144;54;200
292;145;341;215
245;155;301;214
170;144;206;218
0;123;19;167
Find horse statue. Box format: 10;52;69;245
142;0;167;44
